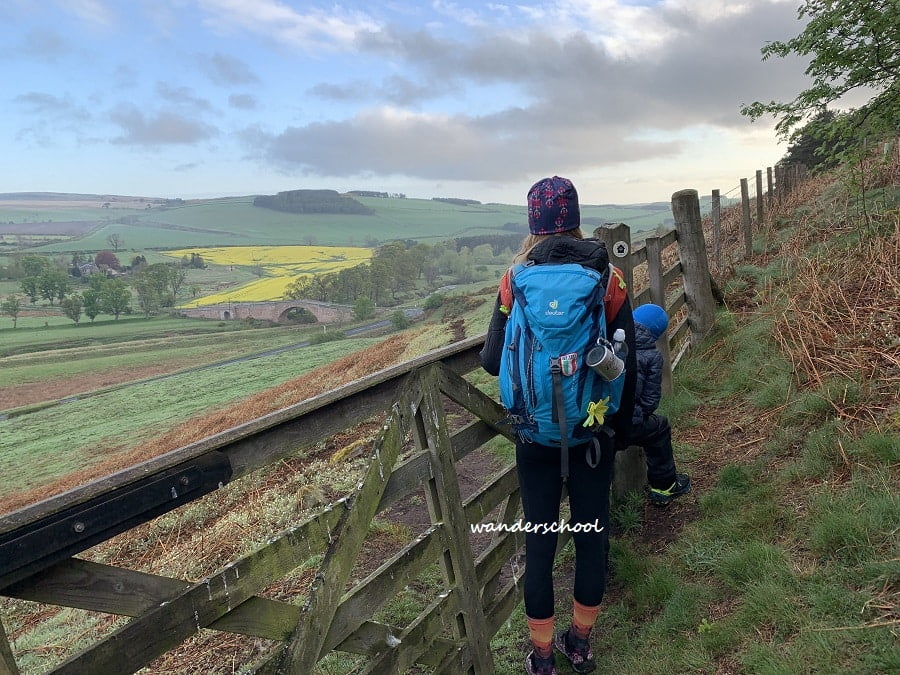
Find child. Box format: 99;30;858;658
631;303;691;504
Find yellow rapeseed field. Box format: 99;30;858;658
165;246;372;306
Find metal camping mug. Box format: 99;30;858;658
585;343;625;381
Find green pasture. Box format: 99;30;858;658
1;328;318;390
7;195;672;253
0;315;278;357
0;335;382;497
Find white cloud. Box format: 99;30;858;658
59;0;116;28
196;0;381;52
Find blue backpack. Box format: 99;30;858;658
498;262;625;476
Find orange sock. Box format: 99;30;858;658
526;615;554;658
572;599;600;639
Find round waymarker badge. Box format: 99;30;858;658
613;241;629;257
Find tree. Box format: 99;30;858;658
100;279;131;319
390;310;411;330
21;255;50;278
741;0;900;162
95;250;121;271
38;269;69;305
1;295;21;327
353;296;374;320
61;294;83;323
82;288;102;322
20;276;39;303
106;233;123;252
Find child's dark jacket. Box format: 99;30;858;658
479;236;637;443
633;323;663;425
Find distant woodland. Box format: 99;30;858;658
253;189;375;215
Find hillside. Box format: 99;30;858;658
1;148;897;672
0;191;673;252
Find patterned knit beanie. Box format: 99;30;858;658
527;176;580;235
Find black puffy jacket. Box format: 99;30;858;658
479;236;637;442
632;323;663;425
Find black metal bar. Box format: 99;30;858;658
0;452;232;590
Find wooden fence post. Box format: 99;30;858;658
711;189;721;271
0;618;19;675
740;178;752;258
593;223;643;498
671;190;716;346
766;167;774;209
755;170;764;227
593;223;633;291
644;235;674;395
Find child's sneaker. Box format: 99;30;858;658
524;650;558;675
649;473;692;505
553;628;595;673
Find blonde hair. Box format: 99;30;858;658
512;228;584;264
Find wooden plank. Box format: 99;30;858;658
671;190;716;345
478;492;522;604
672;315;690;346
322;525;443;654
594;223;635;292
462;466;519;526
633;286;651;308
377;419;499;515
645;234;674;396
358;588;462;674
276;404;405;673
0;337;484;537
630;242;648;266
662;262;682;287
435;367;512;442
667;291;687;316
658;228;677;248
3;557;308;642
740;178;752;258
415;365;493;673
47;499;346;674
4;558;190;618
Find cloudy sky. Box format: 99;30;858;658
1;0;812;205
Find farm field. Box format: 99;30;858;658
0;331;385;504
0;193;669;253
162;245;373;305
0;315;277;357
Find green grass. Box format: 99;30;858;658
546;303;899;675
2;195;673;254
0;328;319;387
0;314;263;356
0;335;382;497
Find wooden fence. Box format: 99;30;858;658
0;169;801;674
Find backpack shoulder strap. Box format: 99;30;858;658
604;264;628;322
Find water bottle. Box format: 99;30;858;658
612;328;628;361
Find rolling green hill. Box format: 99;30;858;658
0;193;672;253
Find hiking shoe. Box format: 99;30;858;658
553;628;595;673
649;473;692;505
525;650;558;675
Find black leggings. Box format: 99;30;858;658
516;439;614;620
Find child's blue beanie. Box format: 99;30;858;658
633;303;669;340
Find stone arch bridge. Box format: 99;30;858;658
177;299;354;324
